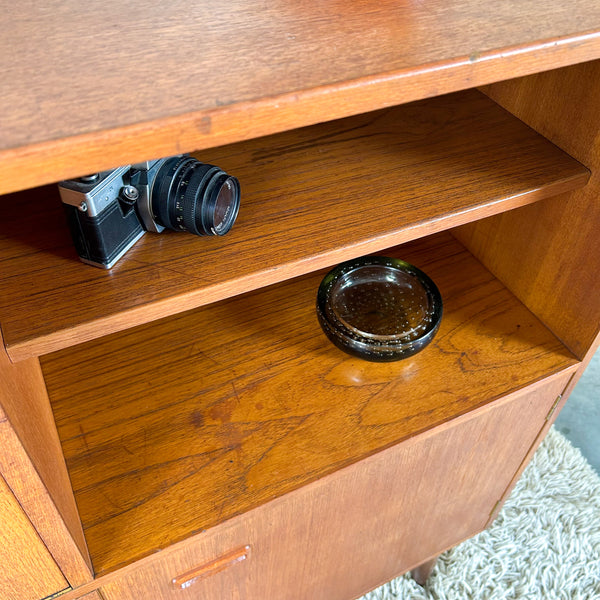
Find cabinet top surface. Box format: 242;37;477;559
2;1;600;193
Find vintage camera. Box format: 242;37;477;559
58;154;241;268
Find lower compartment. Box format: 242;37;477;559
40;231;579;577
98;374;570;600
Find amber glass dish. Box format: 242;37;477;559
316;256;443;362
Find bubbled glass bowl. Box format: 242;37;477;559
316;256;443;362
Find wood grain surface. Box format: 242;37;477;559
96;374;570;599
0;339;92;586
457;60;600;359
1;1;600;193
41;233;578;575
0;90;588;362
484;371;576;528
0;473;69;600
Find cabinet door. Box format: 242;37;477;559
101;373;569;600
0;474;68;600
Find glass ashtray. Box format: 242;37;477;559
316;256;443;362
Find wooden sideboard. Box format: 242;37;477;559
2;2;600;599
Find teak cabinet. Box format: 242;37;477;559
2;3;600;599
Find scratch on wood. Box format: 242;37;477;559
197;115;212;135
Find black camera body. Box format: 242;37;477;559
59;154;241;268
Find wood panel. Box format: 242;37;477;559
41;233;579;575
0;90;588;361
0;473;69;600
97;374;569;599
0;339;92;586
1;2;600;193
455;60;600;359
75;592;104;600
485;372;576;527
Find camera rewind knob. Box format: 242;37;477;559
118;185;140;216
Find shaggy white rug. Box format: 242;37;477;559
359;427;600;599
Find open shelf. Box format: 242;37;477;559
0;90;588;362
40;231;579;576
2;1;600;194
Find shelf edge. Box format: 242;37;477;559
1;30;599;196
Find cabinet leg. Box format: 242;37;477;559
410;556;438;587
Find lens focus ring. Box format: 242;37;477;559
182;165;222;235
153;156;197;230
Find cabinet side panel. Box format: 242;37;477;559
455;60;600;359
0;341;92;585
0;472;69;600
100;373;568;600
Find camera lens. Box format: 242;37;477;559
213;179;238;232
151;155;240;236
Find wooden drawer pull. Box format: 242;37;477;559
171;545;251;590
